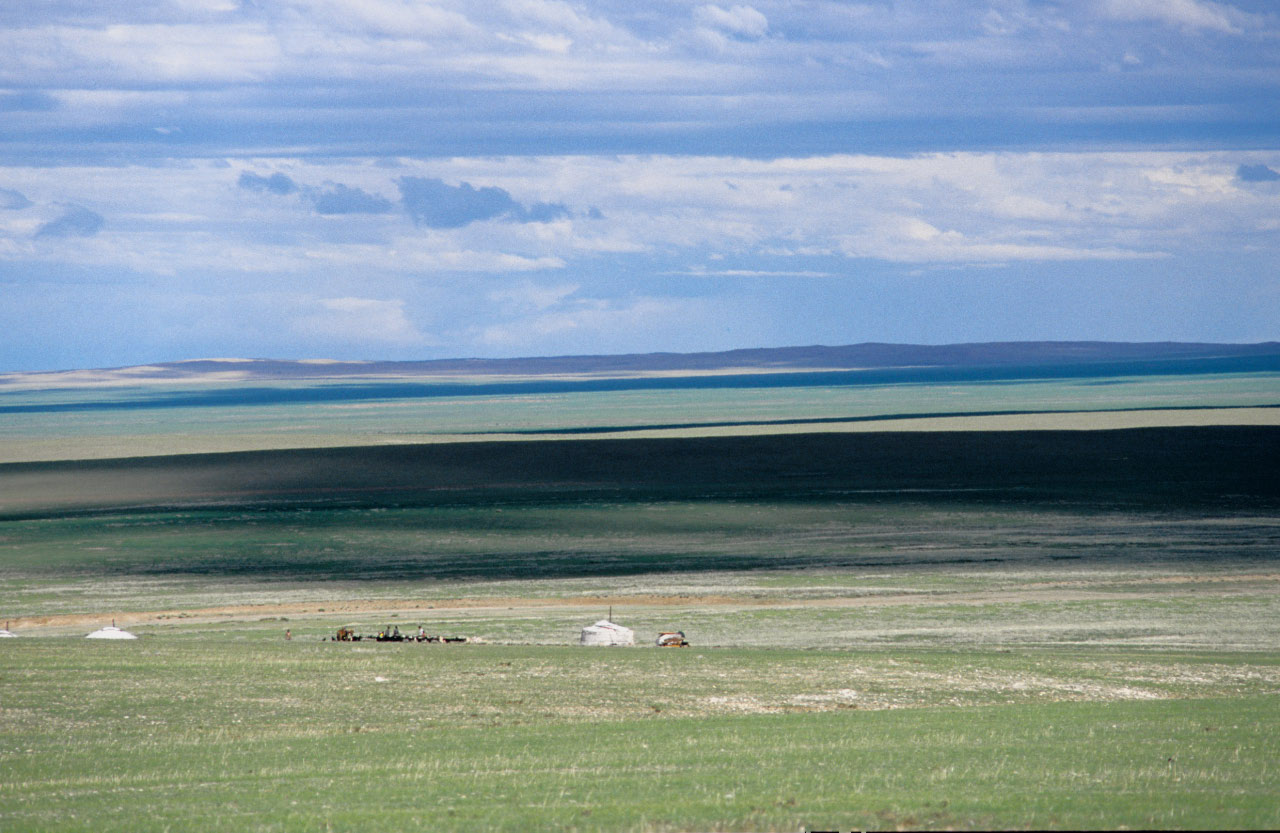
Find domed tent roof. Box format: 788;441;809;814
579;619;634;646
0;629;16;638
86;625;137;640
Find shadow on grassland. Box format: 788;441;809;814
1;427;1277;584
1;427;1277;519
94;534;1280;583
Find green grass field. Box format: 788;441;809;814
3;640;1278;831
2;365;1278;830
1;369;1276;463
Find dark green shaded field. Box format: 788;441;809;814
1;427;1276;599
4;500;1279;597
3;427;1277;519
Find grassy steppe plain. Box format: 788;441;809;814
2;370;1277;463
4;641;1277;832
2;369;1279;831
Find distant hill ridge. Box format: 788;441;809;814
157;341;1280;379
5;341;1279;385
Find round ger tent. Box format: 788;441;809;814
0;629;16;638
86;625;137;640
579;620;634;646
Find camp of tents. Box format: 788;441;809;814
1;616;680;646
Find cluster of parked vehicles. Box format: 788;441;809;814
327;624;688;646
331;626;467;643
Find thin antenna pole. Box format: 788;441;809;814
608;605;612;622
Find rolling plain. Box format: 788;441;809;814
1;344;1278;831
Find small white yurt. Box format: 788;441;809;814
86;623;137;640
579;619;634;646
0;629;16;638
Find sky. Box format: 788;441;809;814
1;0;1278;371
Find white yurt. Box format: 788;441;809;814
579;619;634;646
86;623;137;640
0;629;16;638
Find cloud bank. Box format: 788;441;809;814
0;2;1276;369
1;1;1275;160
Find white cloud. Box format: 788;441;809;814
488;281;580;311
673;267;836;278
293;296;426;345
1095;0;1246;33
694;4;769;39
837;219;1169;263
291;239;565;274
169;0;241;13
58;23;281;82
2;151;1276;282
283;0;477;38
497;0;638;46
476;297;691;350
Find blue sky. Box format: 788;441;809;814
1;0;1278;371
